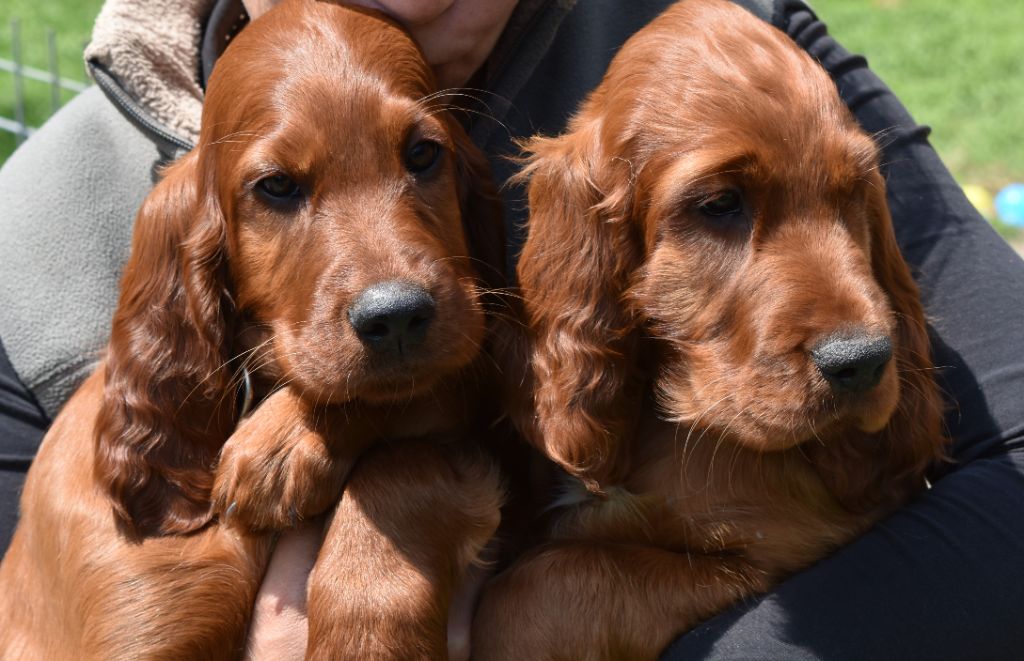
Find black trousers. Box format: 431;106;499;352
0;337;46;554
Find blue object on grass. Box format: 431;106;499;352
995;183;1024;227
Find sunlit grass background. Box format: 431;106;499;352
0;0;103;162
816;0;1024;189
814;0;1024;240
2;0;1022;233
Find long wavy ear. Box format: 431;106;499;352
515;118;644;492
95;150;235;537
813;171;947;513
450;122;506;295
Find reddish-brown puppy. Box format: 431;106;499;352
0;1;505;658
474;1;946;658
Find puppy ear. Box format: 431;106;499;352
95;151;235;536
515;120;644;491
450;123;506;294
813;172;947;512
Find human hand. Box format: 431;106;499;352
245;523;322;660
241;486;492;660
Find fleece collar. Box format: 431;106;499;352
85;0;215;147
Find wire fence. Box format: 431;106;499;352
1;18;89;145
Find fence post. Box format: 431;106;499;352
1;20;91;153
47;29;61;115
11;18;29;145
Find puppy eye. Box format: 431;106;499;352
256;174;302;202
404;140;442;174
698;190;743;217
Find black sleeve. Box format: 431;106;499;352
0;337;48;555
664;2;1024;659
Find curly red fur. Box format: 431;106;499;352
94;150;233;537
514;120;646;491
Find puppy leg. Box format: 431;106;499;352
472;542;769;661
306;438;502;660
211;388;374;530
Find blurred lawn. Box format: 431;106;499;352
0;0;104;163
813;0;1024;192
1;0;1022;192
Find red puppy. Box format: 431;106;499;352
474;1;947;658
0;1;506;658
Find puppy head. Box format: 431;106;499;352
96;0;504;535
209;0;503;402
518;0;944;503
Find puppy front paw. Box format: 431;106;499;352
211;389;346;530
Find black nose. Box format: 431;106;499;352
810;334;892;394
347;281;435;353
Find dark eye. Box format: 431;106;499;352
698;190;744;217
256;174;301;202
404;140;442;174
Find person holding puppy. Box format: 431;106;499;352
1;0;1021;658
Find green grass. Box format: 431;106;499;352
812;0;1024;191
0;1;104;162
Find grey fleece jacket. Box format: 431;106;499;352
0;0;772;417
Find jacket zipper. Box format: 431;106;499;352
87;59;196;157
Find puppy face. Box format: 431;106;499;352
515;0;942;504
633;125;899;451
517;0;911;474
204;2;487;404
616;5;900;451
